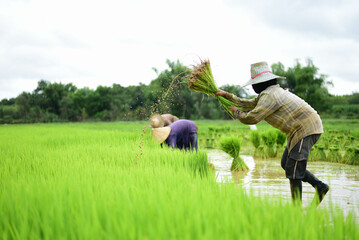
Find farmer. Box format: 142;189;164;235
215;61;329;205
150;113;179;127
161;114;179;126
150;113;198;151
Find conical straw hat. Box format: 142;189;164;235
152;127;171;143
241;62;286;87
149;113;164;128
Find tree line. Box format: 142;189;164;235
1;59;358;124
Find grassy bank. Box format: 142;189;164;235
0;121;358;239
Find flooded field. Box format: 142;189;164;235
207;149;359;218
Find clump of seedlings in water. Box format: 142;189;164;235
343;146;356;165
261;130;278;158
327;145;342;163
249;129;286;159
342;146;359;165
220;136;248;171
275;130;286;157
308;145;317;162
316;145;327;161
249;130;261;158
354;147;359;165
203;125;232;148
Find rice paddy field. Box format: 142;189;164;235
1;119;358;239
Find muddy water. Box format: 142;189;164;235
207;149;359;218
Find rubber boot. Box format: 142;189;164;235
289;179;302;205
303;170;329;206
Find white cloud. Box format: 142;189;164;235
0;0;358;99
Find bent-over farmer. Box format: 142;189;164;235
216;61;329;205
150;113;179;127
161;114;179;126
150;113;198;151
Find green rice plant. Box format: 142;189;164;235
261;130;277;146
220;136;248;171
249;130;261;149
220;136;241;159
187;151;211;178
345;146;359;165
308;145;317;162
310;144;326;162
345;136;355;146
187;59;243;118
261;130;277;158
354;147;359;165
275;130;287;158
327;146;342;163
255;145;267;159
0;122;358;239
249;130;266;159
343;146;356;165
317;145;327;161
276;130;286;146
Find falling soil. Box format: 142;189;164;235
207;149;359;219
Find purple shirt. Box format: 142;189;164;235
165;120;197;150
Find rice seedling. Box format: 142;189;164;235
0;121;358;239
275;130;286;157
354;147;359;165
327;146;342;163
343;146;359;165
261;130;278;158
249;130;261;149
308;145;317;162
343;146;356;165
220;136;248;171
249;130;265;159
276;130;286;147
316;145;327;161
187;59;243;118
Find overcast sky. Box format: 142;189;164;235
1;0;358;99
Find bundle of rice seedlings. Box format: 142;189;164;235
261;130;277;158
328;146;342;163
275;130;286;147
354;147;359;165
308;146;316;162
343;146;355;165
187;59;242;117
220;136;248;171
249;130;261;149
316;145;327;161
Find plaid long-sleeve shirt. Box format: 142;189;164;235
226;85;323;152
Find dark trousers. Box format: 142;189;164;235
281;134;321;179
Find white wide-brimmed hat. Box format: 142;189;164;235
149;113;164;128
241;61;286;87
152;127;171;143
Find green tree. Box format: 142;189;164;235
33;80;77;116
271;59;333;113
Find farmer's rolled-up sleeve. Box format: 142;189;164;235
225;93;258;111
234;93;279;124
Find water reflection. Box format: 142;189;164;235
207;149;359;218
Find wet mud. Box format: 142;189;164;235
207;149;359;218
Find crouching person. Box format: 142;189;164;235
150;114;198;151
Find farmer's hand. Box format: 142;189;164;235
215;89;228;97
228;106;239;115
